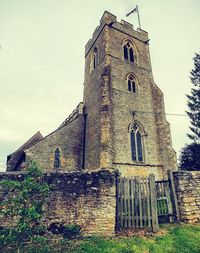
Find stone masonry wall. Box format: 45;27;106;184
100;12;177;179
0;169;116;236
25;115;85;172
152;85;177;179
173;171;200;223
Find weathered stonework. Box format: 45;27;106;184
83;11;177;179
25;113;85;172
0;169;117;236
173;171;200;223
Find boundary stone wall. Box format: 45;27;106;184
0;169;117;236
173;171;200;223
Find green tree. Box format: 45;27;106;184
180;52;200;170
179;143;200;170
187;52;200;142
0;161;50;250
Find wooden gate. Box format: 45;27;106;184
155;172;180;223
155;180;173;223
116;174;159;232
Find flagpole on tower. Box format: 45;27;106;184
126;5;141;29
136;5;141;29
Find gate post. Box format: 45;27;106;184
149;174;159;232
168;171;180;221
115;170;120;231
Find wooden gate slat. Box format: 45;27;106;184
166;181;173;215
127;179;131;227
146;177;151;227
116;176;120;230
124;178;128;228
168;171;180;221
120;177;124;228
149;174;159;232
135;177;139;227
142;178;147;227
131;179;135;227
138;177;143;228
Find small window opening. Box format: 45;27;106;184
130;48;134;62
93;47;98;69
54;148;61;169
128;80;132;91
127;75;136;93
124;45;128;60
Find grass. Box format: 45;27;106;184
1;223;200;253
65;224;200;253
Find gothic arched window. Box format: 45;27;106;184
123;41;135;63
54;148;61;169
127;74;136;93
93;47;98;69
130;123;143;162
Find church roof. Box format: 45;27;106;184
7;131;43;171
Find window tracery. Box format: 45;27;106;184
130;123;144;162
127;74;136;93
123;41;135;63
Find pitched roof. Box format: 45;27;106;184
7;131;43;171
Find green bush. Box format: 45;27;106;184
0;161;50;249
63;224;81;239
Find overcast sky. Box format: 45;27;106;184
0;0;199;171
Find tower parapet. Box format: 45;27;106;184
85;11;148;57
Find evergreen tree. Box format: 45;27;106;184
179;143;200;170
187;52;200;142
180;52;200;170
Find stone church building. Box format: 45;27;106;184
7;11;177;180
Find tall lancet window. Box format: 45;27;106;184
130;123;144;162
127;74;136;93
54;148;61;169
93;47;98;69
123;41;135;63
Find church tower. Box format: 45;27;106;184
83;11;177;179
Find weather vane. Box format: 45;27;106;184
126;5;141;29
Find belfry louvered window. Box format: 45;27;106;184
130;124;143;162
123;42;135;62
127;75;136;93
54;148;61;169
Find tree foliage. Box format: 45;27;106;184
0;161;50;248
180;52;200;170
179;143;200;170
187;52;200;142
